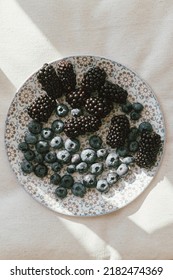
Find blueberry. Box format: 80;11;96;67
116;163;128;177
67;164;76;174
51;119;64;133
128;141;139;152
76;162;88;174
71;153;81;164
51;162;62;172
24;133;38;144
96;148;108;160
132;102;144;112
89;135;102;149
41;128;54;140
21;160;34;174
121;101;133;114
24;150;35;161
96;179;109;193
130;110;141;120
83;174;97;188
121;156;135;165
128;127;139;141
72;183;86;197
34;164;48;178
56;104;69;117
55;186;67;199
34;153;44;164
56;150;71;163
50;136;63;149
50;173;61;185
107;172;118;185
36;140;49;154
139;122;153;133
18;142;29;152
81;149;97;164
44;151;57;163
60;175;74;189
71;108;82;117
90;162;103;175
28;120;42;134
105;153;119;168
116;146;129;157
65;138;80;153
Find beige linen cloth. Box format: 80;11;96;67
0;0;173;260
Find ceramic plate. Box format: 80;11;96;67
5;56;165;216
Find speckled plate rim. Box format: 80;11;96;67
4;55;166;217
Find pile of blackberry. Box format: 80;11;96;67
135;131;161;168
106;115;130;148
65;65;128;122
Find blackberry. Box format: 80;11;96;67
56;60;76;93
37;63;63;99
106;115;130;148
64;115;102;138
135;131;161;168
66;88;90;108
81;66;106;92
27;94;56;122
85;97;113;118
99;81;128;104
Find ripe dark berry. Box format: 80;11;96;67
60;175;74;189
51;119;64;133
28;120;42;134
132;102;144;112
99;81;128;104
34;164;48;178
96;180;109;193
85;97;113;118
66;88;90;108
18;142;29;152
89;135;103;149
21;160;34;174
64;115;102;138
106;115;130;148
37;63;63;99
50;173;61;185
72;182;86;197
130;110;141;120
56;104;69;117
24;150;35;161
135;131;161;168
56;60;76;94
55;186;67;199
81;66;106;91
27;94;57;122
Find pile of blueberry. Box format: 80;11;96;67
19;98;156;199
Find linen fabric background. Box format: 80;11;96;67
0;0;173;260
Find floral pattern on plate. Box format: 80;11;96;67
4;55;165;216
